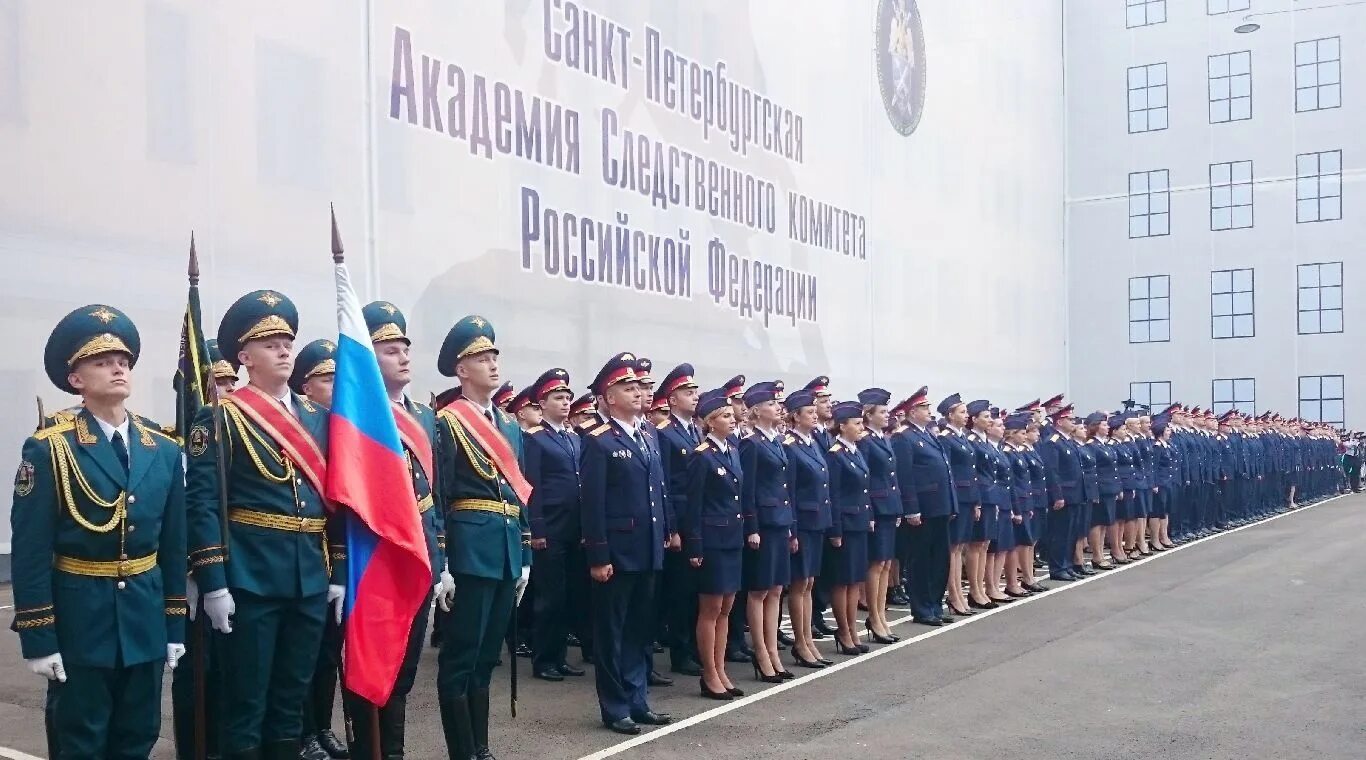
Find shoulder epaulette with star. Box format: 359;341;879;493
783;434;796;445
1049;433;1060;442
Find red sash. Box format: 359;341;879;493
227;385;329;498
392;402;434;481
445;399;533;505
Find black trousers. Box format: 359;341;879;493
1046;504;1074;574
591;570;655;724
531;541;591;672
172;615;225;759
661;550;699;667
904;515;949;620
302;612;345;738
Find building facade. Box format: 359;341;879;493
1065;0;1363;426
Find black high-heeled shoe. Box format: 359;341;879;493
726;685;745;697
776;669;795;680
968;598;998;610
751;662;784;684
817;656;835;666
835;642;862;656
699;679;733;700
792;654;826;669
864;621;897;645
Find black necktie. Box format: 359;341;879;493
485;409;496;425
111;430;129;473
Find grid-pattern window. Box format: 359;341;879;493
1212;378;1255;416
1296;150;1342;222
1129;275;1171;343
1127;0;1167;28
1299;375;1344;426
1210;160;1253;230
1298;262;1344;334
1130;381;1172;410
1209;51;1252;123
1208;0;1250;14
1212;268;1255;339
1128;63;1169;133
1295;37;1341;112
1129;170;1170;238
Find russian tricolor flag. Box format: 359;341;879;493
326;258;431;706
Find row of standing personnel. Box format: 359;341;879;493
10;294;1346;759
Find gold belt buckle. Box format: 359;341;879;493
116;559;131;577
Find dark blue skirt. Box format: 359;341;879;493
868;516;899;562
698;547;742;595
1149;487;1170;518
972;503;1000;544
991;510;1017;553
1137;488;1152;518
950;505;977;545
1093;495;1117;527
790;529;826;581
823;531;868;586
1014;511;1036;546
744;526;792;590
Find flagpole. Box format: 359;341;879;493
332;205;381;760
187;235;210;760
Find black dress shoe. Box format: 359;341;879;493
1004;589;1030;598
606;718;641;735
558;662;586;676
778;630;795;646
300;737;329;760
317;729;348;759
671;660;703;677
968;599;998;610
813;618;837;636
725;649;752;663
937;615;956;624
1048;573;1074;582
810;626;828;640
632;710;672;726
913;617;944;627
515;642;534;658
1073;566;1098;577
648;670;673;687
534;667;565;682
1023;583;1047;593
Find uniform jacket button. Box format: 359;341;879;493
127;494;137;504
117;581;127;590
127;524;136;532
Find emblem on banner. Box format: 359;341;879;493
876;0;927;136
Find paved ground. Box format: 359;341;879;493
2;494;1362;760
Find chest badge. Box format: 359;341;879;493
14;460;34;497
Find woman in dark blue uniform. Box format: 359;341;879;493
1071;414;1105;572
685;389;756;700
823;401;873;655
1089;414;1125;567
739;382;795;683
937;394;979;617
964;400;1005;608
1020;419;1048;591
1000;414;1032;597
1124;415;1155;557
1111;414;1141;561
1150;417;1178;550
782;390;833;669
856;388;902;645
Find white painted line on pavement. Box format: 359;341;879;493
577;494;1348;760
0;746;45;760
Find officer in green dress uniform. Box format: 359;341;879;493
288;338;350;760
12;304;187;758
433;315;532;760
173;338;238;760
340;301;455;760
186;290;344;760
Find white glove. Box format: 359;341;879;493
26;653;66;682
203;589;235;634
515;566;531;606
328;584;346;625
166;643;187;670
186;575;199;623
436;570;456;613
